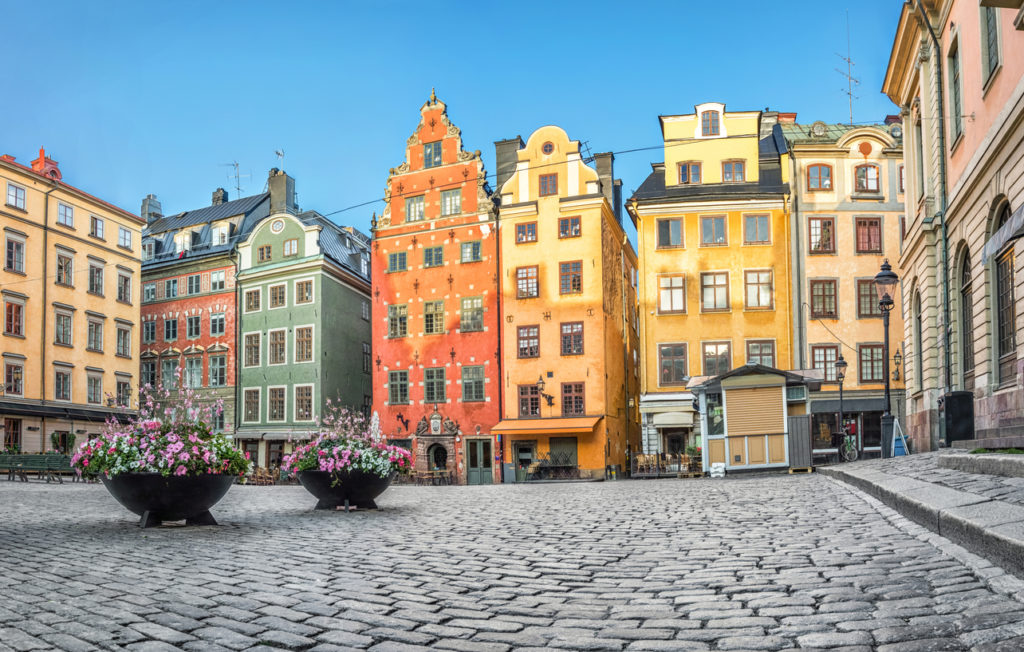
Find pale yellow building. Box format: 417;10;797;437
1;149;142;454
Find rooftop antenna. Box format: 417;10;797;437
220;161;251;198
275;149;285;170
580;140;594;164
835;10;860;125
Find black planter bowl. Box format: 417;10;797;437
100;472;236;528
297;469;394;511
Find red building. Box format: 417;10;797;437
372;92;501;484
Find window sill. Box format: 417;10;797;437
87;291;104;298
950;132;964;153
4;203;27;213
88;234;106;243
809;251;837;256
810;315;839;320
854;250;883;256
742;241;772;247
54;342;73;348
699;243;729;248
657;311;687;316
3;268;26;276
86;348;103;354
115;354;132;360
55;222;76;231
700;309;731;314
982;64;1002;99
117;299;133;306
3;332;25;339
851;193;883;201
54;283;74;289
460;259;483;264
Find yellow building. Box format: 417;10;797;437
626;103;793;469
1;149;142;454
491;127;639;481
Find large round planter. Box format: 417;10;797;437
100;472;235;528
297;469;393;511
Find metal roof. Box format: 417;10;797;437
146;193;269;234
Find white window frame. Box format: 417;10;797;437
183;356;202;388
658;275;686;314
441;189;461;216
210;312;226;337
5;234;25;273
57;203;74;227
87;374;103;405
4;361;24;397
117;226;132;249
267;385;287;422
54;309;73;346
87;319;103;352
143;283;156;302
294;383;315;422
117;272;132;303
142;242;155;261
54;368;72;401
90;216;105;240
6;182;26;210
210;270;226;291
208;355;227;387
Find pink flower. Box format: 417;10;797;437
174;465;187;476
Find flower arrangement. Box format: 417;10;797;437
283;402;411;478
70;374;251;479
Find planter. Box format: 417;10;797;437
297;469;393;511
100;472;235;528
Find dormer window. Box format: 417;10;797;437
212;224;229;245
678;162;701;185
701;111;720;136
191;231;202;248
142;242;155;261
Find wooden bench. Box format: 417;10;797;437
1;454;70;483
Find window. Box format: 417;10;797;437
700;216;726;246
244;289;260;312
387;252;407;272
257;245;272;262
539;174;558;196
56;253;73;286
722;161;745;182
244;389;260;422
210;312;225;336
453;240;481;263
210;270;225;291
87;375;102;405
268;284;286;308
184;357;202;387
268;387;285;421
142;242;154;261
659;344;688;386
424;141;442;168
961;256;975;377
186;274;200;295
561;383;585;416
117;273;131;303
424;301;445;335
405;195;425;222
361;300;370;320
116;326;131;357
809;217;836;253
142;321;156;343
996;238;1017;383
4;301;23;336
212;224;229;245
657;218;683;248
6;183;25;210
949;41;963;141
744;215;770;244
811;345;840;382
559;216;581;239
90;216;105;239
269;330;286;364
361;342;371;373
388;304;408;338
659;276;685;313
143;283;156;302
855;164;880;193
441;189;461;216
678;162;701;185
702;342;731;376
5;237;24;273
162;359;179;388
898;165;905;194
293;279;312;304
209;355;226;387
88;264;104;295
744;270;773;309
424;367;446;403
810;280;838;318
5;362;23;396
244;333;261;367
518;385;540;417
857;280;881;318
141;361;156;388
807;164;832;191
516;266;538;298
164;278;178;298
460;297;483;332
859;344;884;383
518;325;539;358
424;246;443;268
186;315;200;339
116;380;131;407
295;386;313;421
54;369;71;401
293;326;312;363
855;218;882;253
462;366;484;402
284;238;298;257
701;110;720;136
87;320;103;351
559;261;582;295
700;272;729;311
388;371;409;404
982;6;1000;83
560;322;584;355
118;227;132;249
163;317;177;341
57;203;73;227
516;223;537;243
3;418;21;450
747;340;775;367
55;312;72;346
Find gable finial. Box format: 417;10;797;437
430;87;437;103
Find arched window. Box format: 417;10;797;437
960;253;975;381
995;203;1017;384
914;291;923;389
427;443;448;471
855;164;880;193
807;164;832;190
701;110;720;137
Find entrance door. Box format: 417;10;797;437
466;439;493;485
514;443;535;482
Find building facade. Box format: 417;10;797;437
492;126;639;481
235;170;372;468
883;0;1024;450
627;104;792;468
782;119;908;456
371;93;501;485
1;148;143;453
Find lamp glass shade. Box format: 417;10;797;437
834;355;848;382
874;258;899;302
536;376;545;392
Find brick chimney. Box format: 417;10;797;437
212;188;228;206
141;194;163;224
267;168;297;214
30;147;61;181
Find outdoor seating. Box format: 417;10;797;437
0;454;70;483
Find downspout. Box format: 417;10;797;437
788;151;805;369
492;198;504;482
40;181;59;451
231;247;241;450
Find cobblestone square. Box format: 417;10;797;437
3;474;1024;651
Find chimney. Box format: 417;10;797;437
494;137;524;195
884;114;903;125
594;152;621;222
212;188;228;206
30;147;62;181
759;110;780;139
268;168;297;214
140;194;163;224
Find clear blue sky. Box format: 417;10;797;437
0;1;902;242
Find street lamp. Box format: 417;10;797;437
835;353;848;454
536;376;554;409
875;258;899;457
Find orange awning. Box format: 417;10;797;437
492;416;602;435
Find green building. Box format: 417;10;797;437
234;169;372;468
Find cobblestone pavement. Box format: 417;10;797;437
4;474;1024;652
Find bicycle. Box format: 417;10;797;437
839;429;859;463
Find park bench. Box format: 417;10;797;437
0;454;71;483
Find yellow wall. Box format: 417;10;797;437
662;110;762;184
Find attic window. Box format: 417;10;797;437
191;231;202;247
701;111;720;137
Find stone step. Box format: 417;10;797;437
951;433;1024;450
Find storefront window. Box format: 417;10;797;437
706;393;725;436
861;411;882;449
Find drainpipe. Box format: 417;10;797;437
492;198;504;483
788;151;805;369
231;248;241;449
40;181;59;451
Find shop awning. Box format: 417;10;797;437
492;416;602;435
652;411;694;428
811;397;886;413
982;203;1024;264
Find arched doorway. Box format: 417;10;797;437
427;443;448;471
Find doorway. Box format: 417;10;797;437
427;443;448;471
466;439;493;485
513;442;535;482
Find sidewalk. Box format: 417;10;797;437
820;450;1024;580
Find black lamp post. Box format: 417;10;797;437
835;353;848;451
536;376;554;411
875;259;899;457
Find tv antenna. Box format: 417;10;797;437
221;161;251;198
274;149;285;170
835;10;860;125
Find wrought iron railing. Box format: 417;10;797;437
525;451;579;481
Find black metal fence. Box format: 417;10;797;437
525;451;579;481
